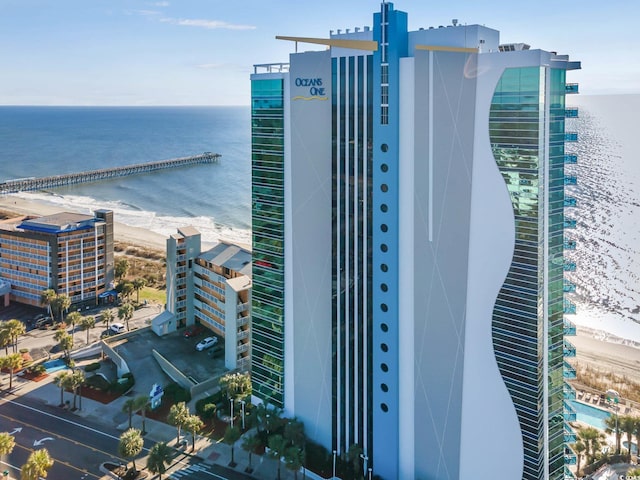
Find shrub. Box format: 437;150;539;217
110;372;134;394
84;362;101;373
195;391;225;417
28;364;46;375
19;348;29;354
163;382;191;403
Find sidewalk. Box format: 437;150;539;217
10;370;303;480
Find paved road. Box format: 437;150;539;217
0;395;154;479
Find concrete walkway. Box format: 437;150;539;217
10;366;307;480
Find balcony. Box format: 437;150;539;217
564;383;576;400
564;465;576;480
564;423;577;443
564;196;577;208
564;400;577;422
237;343;250;354
564;218;576;229
564;318;576;336
563;361;577;380
237;330;250;341
566;83;579;94
564;299;577;315
565;107;579;118
236;302;250;314
563;339;576;358
563;280;576;293
564;238;576;250
564;260;576;272
565;132;578;142
564;175;577;186
237;316;250;328
564;154;578;164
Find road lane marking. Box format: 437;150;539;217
11;442;101;479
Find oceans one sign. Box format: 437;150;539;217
293;77;328;101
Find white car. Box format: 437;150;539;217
195;336;218;351
110;323;126;334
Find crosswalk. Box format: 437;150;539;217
168;462;214;479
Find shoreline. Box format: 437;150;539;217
2;193;640;384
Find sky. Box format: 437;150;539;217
0;0;637;106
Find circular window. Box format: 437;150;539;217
381;383;389;392
381;183;388;192
380;204;388;213
381;403;389;412
381;243;388;252
381;323;388;332
381;363;389;372
381;163;389;172
381;224;388;233
381;263;388;272
380;283;388;292
381;144;389;152
381;303;388;312
381;343;388;352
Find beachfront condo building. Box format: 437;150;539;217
165;228;252;371
0;210;114;308
250;3;580;479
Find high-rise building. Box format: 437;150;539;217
250;4;580;479
0;210;114;307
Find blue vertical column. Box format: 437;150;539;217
371;3;407;478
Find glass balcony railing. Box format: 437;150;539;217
564;196;577;208
564;238;577;250
565;107;579;118
564;154;578;164
564;218;577;229
564;400;577;422
564;299;577;314
565;132;578;142
564;339;576;358
566;83;580;94
564;383;576;400
564;260;576;272
564;423;577;443
564;175;577;186
563;280;576;293
564;318;576;336
564;465;576;479
564;360;577;379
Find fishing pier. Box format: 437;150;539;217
0;152;220;194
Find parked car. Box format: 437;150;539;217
195;336;218;351
34;316;53;329
183;325;205;338
110;323;126;334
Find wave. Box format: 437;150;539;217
10;191;251;248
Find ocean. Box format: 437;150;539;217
0;97;638;342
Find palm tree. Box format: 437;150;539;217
223;425;241;466
184;414;204;452
101;308;114;331
168;401;190;445
267;434;287;480
0;431;16;456
578;426;605;463
79;315;96;344
122;398;138;429
133;278;147;303
1;319;26;353
51;294;71;323
118;303;134;331
605;415;623;454
133;395;150;434
21;448;53;479
0;327;11;355
573;440;586;476
147;442;172;479
121;282;134;302
1;353;23;390
53;330;73;360
53;371;69;406
118;428;143;475
620;415;637;457
242;433;261;473
115;258;130;281
68;369;85;411
66;311;81;345
40;289;57;322
219;372;252;403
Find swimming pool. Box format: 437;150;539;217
42;358;68;374
570;399;612;431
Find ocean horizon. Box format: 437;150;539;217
0;96;638;342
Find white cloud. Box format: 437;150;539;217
160;17;256;30
152;1;170;6
129;9;161;17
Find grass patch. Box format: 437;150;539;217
139;286;166;305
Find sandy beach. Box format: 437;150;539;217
2;194;640;391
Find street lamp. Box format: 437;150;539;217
368;467;372;480
332;450;337;479
360;453;368;479
240;400;246;430
606;389;620;452
229;398;234;428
